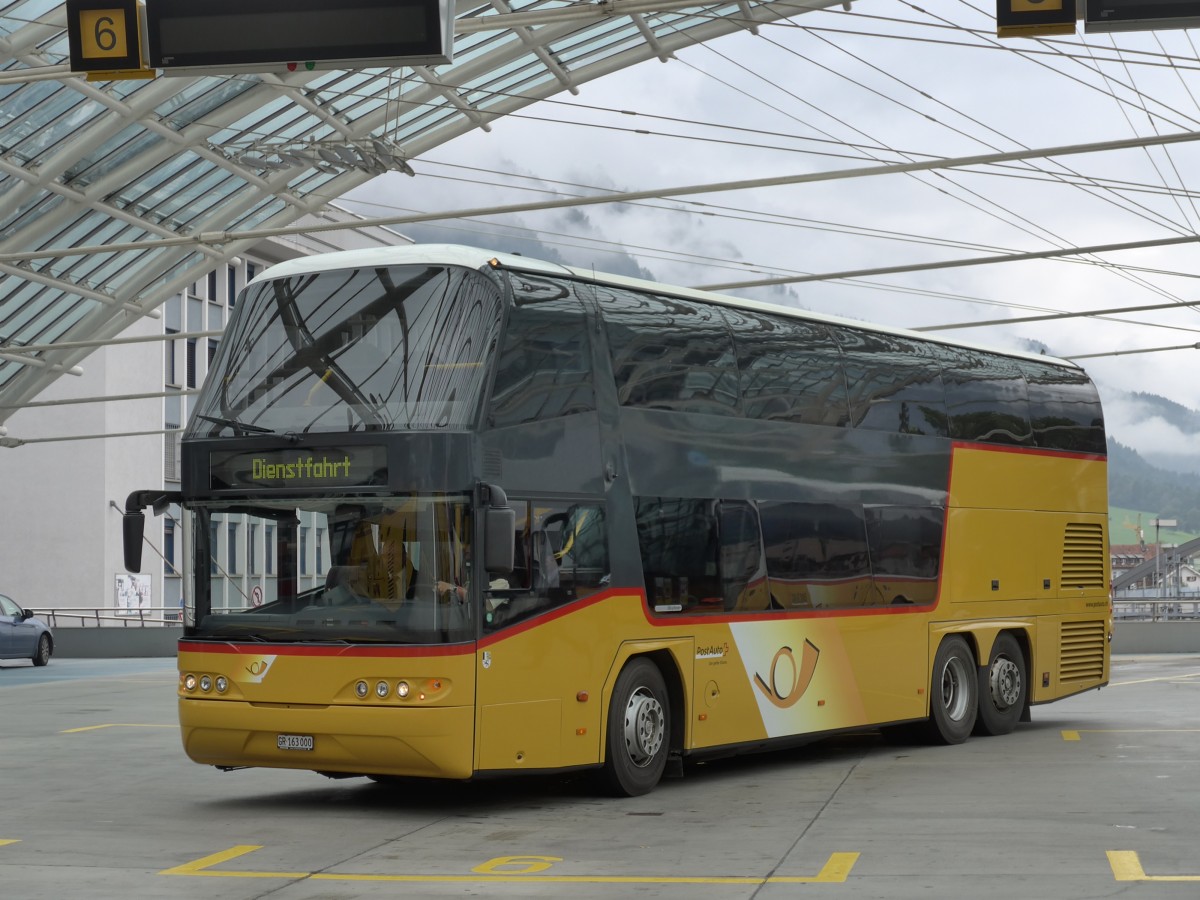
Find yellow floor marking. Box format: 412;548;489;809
1111;671;1200;687
1109;851;1200;882
1063;728;1200;742
61;724;178;733
0;840;20;847
160;845;307;878
160;845;858;885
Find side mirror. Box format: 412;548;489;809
123;511;145;573
481;483;515;575
20;608;34;621
485;507;515;575
120;489;182;574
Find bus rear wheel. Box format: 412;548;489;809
974;632;1027;736
927;636;977;744
602;658;670;797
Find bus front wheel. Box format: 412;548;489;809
974;632;1027;736
602;658;670;797
927;636;977;744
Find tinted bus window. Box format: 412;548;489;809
934;347;1032;445
488;282;595;428
833;328;949;436
718;501;770;612
635;497;722;612
1018;360;1106;454
601;290;740;415
865;505;941;606
723;309;850;427
759;500;872;609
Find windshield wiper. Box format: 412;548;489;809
195;414;297;442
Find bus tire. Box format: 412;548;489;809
974;632;1027;736
927;635;976;744
602;658;670;797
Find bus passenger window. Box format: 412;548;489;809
864;506;942;606
718;502;770;612
1019;360;1106;454
934;347;1033;446
601;290;740;415
634;497;721;613
724;310;850;428
488;289;595;428
834;329;948;437
759;501;872;609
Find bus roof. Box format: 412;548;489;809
252;243;1084;372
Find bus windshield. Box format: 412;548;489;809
186;264;503;437
190;494;474;644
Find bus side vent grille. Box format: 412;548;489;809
1060;522;1105;590
483;449;503;480
1060;620;1106;683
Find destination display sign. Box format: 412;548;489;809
209;446;388;491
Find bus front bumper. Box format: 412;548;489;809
179;698;475;779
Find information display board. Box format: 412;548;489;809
145;0;455;73
1085;0;1200;32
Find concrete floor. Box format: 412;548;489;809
2;654;1197;899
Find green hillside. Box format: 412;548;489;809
1108;506;1199;547
1107;440;1200;538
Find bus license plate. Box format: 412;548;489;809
277;734;314;751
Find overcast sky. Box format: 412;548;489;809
345;1;1200;460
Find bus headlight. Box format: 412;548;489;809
375;680;390;698
356;680;369;699
215;676;228;693
396;681;410;698
199;675;212;692
184;674;197;692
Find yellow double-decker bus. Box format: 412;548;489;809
123;244;1110;796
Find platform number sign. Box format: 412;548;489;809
996;0;1077;37
67;0;144;74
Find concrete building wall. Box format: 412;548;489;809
0;317;160;613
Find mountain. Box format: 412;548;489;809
1107;439;1200;533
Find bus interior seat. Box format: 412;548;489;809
321;565;369;605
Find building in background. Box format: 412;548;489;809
0;209;409;623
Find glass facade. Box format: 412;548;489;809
0;0;802;406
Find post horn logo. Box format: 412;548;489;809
753;640;820;709
243;655;276;683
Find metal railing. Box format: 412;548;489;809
37;601;1200;627
1113;598;1200;622
38;607;184;628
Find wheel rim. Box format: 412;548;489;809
939;653;972;722
623;687;665;768
989;656;1021;710
38;637;49;663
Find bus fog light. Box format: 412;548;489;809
184;674;197;692
396;681;410;698
376;680;390;698
356;680;369;699
215;676;228;693
199;675;212;692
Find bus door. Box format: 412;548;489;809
475;499;610;773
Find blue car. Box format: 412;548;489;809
0;593;53;666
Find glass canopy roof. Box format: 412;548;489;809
0;0;841;427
